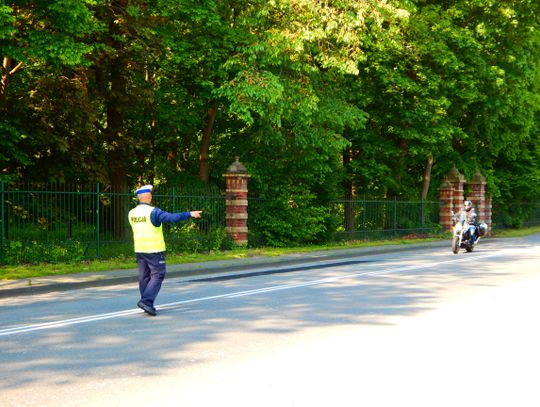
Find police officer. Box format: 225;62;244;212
128;185;202;316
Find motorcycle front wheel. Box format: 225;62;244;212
452;235;460;254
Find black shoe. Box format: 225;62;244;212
137;300;157;316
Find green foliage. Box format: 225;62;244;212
169;227;233;253
493;203;540;229
0;4;15;39
0;122;30;181
216;70;285;126
250;191;330;247
6;240;86;265
2;0;97;65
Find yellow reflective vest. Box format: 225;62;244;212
128;204;166;253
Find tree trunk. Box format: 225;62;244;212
421;153;434;200
105;0;130;239
199;105;217;183
394;139;408;193
342;148;355;235
107;63;129;240
0;57;10;104
1;56;23;104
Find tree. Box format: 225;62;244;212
213;0;389;244
344;0;540;202
1;1;98;181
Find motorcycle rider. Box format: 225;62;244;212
458;200;478;245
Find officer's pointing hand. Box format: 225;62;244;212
190;211;203;218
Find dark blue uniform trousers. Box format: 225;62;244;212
136;252;166;307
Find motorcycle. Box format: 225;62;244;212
451;212;488;254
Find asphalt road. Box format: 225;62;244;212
1;234;540;407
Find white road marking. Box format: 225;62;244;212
0;248;526;337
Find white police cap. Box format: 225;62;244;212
135;184;153;194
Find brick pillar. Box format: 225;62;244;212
224;157;250;246
438;178;454;232
467;170;487;222
447;166;465;214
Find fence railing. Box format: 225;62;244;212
329;199;441;240
491;202;540;229
2;182;539;265
0;183;227;264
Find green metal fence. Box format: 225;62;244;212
492;202;540;229
3;182;538;265
0;183;227;264
329;199;441;241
